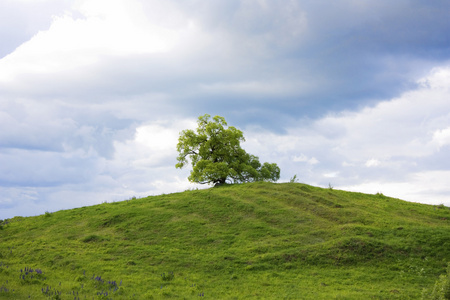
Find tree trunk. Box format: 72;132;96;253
214;178;227;187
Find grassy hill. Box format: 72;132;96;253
0;182;449;299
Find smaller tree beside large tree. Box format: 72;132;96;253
176;114;280;186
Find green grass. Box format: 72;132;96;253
0;182;449;299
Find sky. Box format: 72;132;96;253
1;0;450;219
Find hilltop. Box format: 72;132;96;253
0;182;449;299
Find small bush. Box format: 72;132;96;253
289;175;299;183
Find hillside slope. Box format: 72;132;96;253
0;182;449;299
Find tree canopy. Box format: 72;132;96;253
176;114;280;185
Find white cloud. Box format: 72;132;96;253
432;127;450;148
314;66;450;161
0;1;183;84
323;172;339;178
293;154;319;165
112;119;196;169
0;118;200;219
242;66;450;202
340;170;450;206
365;159;381;167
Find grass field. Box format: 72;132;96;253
0;182;449;299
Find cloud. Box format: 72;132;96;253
293;154;319;165
340;170;450;206
2;0;448;115
0;0;74;58
365;159;381;168
0;117;197;219
432;127;450;148
1;0;450;219
112;119;196;169
0;2;185;87
243;66;450;204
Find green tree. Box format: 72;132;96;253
176;114;280;185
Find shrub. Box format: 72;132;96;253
289;175;299;183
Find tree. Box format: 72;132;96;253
176;114;280;186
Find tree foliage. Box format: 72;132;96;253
176;114;280;185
